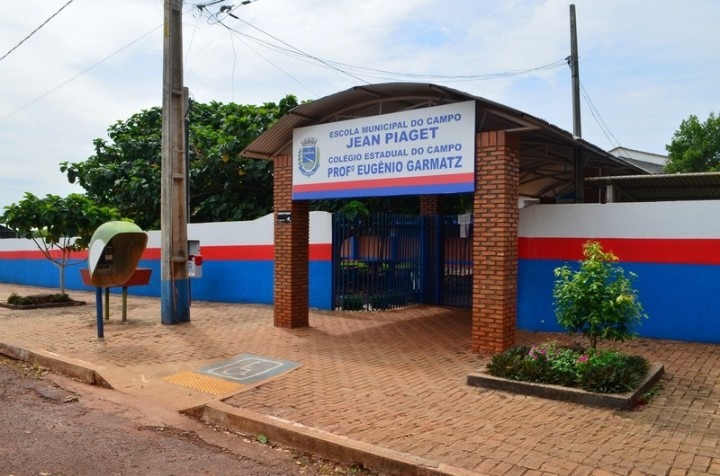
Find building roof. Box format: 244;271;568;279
608;147;668;174
242;82;646;199
0;224;16;239
586;172;720;201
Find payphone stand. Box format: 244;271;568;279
86;221;148;339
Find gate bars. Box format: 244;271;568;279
332;213;473;311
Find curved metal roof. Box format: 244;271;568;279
242;82;645;199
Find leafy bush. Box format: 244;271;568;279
553;241;647;349
340;295;364;311
487;341;649;394
369;294;390;310
7;293;71;305
578;351;649;393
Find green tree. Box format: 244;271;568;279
2;193;122;294
553;241;647;349
60;95;299;229
665;112;720;173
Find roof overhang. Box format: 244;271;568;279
242;82;646;199
586;172;720;201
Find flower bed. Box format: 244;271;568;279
0;293;85;310
467;342;664;410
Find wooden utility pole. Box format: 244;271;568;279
161;0;190;324
569;4;585;202
570;4;582;139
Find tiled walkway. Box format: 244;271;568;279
1;283;719;475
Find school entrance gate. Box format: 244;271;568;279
240;82;643;353
332;213;473;311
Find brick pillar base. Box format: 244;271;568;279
472;131;519;353
273;155;309;328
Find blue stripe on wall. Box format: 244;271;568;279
519;259;720;344
0;258;333;310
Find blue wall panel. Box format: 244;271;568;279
518;259;720;344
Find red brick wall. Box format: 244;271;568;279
419;195;439;215
273;155;309;328
472;131;519;353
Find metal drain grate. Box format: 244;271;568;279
162;370;244;396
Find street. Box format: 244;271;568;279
0;356;373;476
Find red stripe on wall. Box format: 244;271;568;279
0;250;88;260
519;237;720;265
140;243;332;261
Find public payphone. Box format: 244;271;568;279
88;221;148;287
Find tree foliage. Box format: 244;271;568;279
60;96;299;230
665;112;720;173
553;241;647;349
2;193;122;294
60;94;477;224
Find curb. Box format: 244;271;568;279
0;341;483;476
0;342;111;388
191;401;482;476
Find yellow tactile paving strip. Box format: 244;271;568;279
162;370;244;396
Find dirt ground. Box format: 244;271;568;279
0;356;374;476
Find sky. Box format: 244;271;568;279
1;0;718;211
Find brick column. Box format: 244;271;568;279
472;131;519;353
419;195;439;215
273;155;309;328
419;195;440;305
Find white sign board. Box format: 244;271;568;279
292;101;476;199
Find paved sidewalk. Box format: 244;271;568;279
1;283;719;475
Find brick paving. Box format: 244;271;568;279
1;283;720;475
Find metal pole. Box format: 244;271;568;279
161;0;190;324
122;287;128;322
104;287;110;320
95;287;104;339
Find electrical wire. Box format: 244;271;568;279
0;24;162;123
579;80;623;150
197;5;566;85
0;0;77;63
207;8;370;85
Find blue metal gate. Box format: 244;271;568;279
332;213;426;310
332;212;473;311
439;215;473;308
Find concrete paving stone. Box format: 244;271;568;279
539;460;581;475
474;457;503;474
708;461;720;475
569;465;594;476
589;469;621;476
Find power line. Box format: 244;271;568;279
198;5;566;85
579;80;623;150
207;7;370;85
0;24;162;123
0;0;77;63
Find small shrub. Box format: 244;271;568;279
340;295;364;311
369;294;390;310
7;293;71;306
578;351;649;393
486;345;529;379
553;241;647;349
